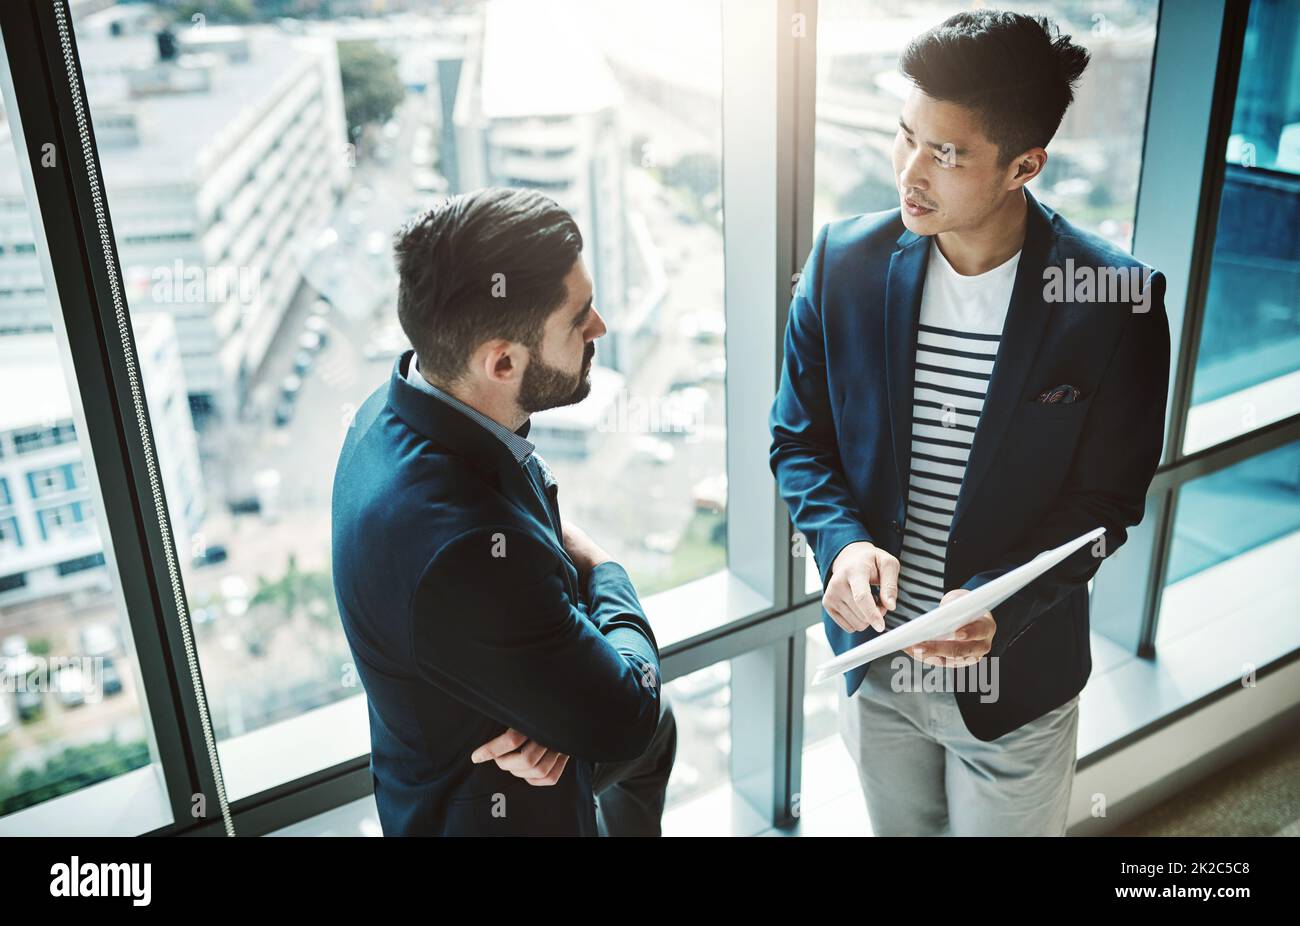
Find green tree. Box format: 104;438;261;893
172;0;255;25
337;41;404;146
661;152;721;204
249;555;339;657
0;738;150;815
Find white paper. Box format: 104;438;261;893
810;526;1106;685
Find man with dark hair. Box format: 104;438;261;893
333;187;675;836
771;11;1169;835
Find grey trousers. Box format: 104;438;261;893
838;655;1079;836
591;691;677;836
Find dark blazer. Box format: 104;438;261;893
770;188;1170;741
332;351;662;835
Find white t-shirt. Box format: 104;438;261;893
888;239;1021;627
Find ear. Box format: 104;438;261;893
479;339;521;385
1006;148;1047;190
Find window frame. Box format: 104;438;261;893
0;0;231;837
2;0;1296;838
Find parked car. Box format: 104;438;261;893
273;398;295;428
692;473;727;514
227;495;262;515
292;349;313;374
80;622;119;658
304;315;329;343
1;635;35;679
101;656;123;697
16;688;42;722
220;575;250;618
193;543;229;568
297;331;322;353
57;666;86;707
280;374;303;399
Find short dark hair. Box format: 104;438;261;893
394;187;583;385
899;10;1090;166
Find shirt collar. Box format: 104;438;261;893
405;354;535;465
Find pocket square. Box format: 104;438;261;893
1035;384;1081;404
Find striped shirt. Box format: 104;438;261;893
887;239;1021;628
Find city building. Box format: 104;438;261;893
0;8;351;426
454;0;643;373
0;326;202;607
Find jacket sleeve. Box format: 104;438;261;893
769;222;875;585
409;525;662;762
960;270;1171;655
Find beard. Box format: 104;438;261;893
518;340;595;413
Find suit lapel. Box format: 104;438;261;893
884;229;929;523
495;459;580;601
387;352;580;601
884;190;1060;539
949;190;1057;530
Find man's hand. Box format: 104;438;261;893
902;588;996;668
561;521;611;578
470;728;570;787
824;542;900;633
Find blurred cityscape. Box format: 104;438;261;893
0;0;732;816
0;0;1184;820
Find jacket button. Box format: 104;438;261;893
891;519;900;532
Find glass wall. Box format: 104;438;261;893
1158;439;1300;645
813;0;1158;250
0;80;170;831
663;660;731;810
1184;0;1300;453
66;0;724;798
0;0;1295;838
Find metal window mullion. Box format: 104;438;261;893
1140;0;1252;653
782;0;819;828
1149;412;1300;494
0;0;197;836
19;0;233;836
1158;0;1251;467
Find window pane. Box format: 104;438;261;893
1184;4;1300;453
664;661;731;805
1158;439;1300;646
804;548;824;595
523;1;726;598
0;76;171;831
802;624;839;749
74;2;367;800
72;0;724;798
797;624;869;834
814;1;1157;251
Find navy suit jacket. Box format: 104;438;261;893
332;350;662;835
770;189;1170;741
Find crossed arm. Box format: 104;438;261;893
410;524;662;776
